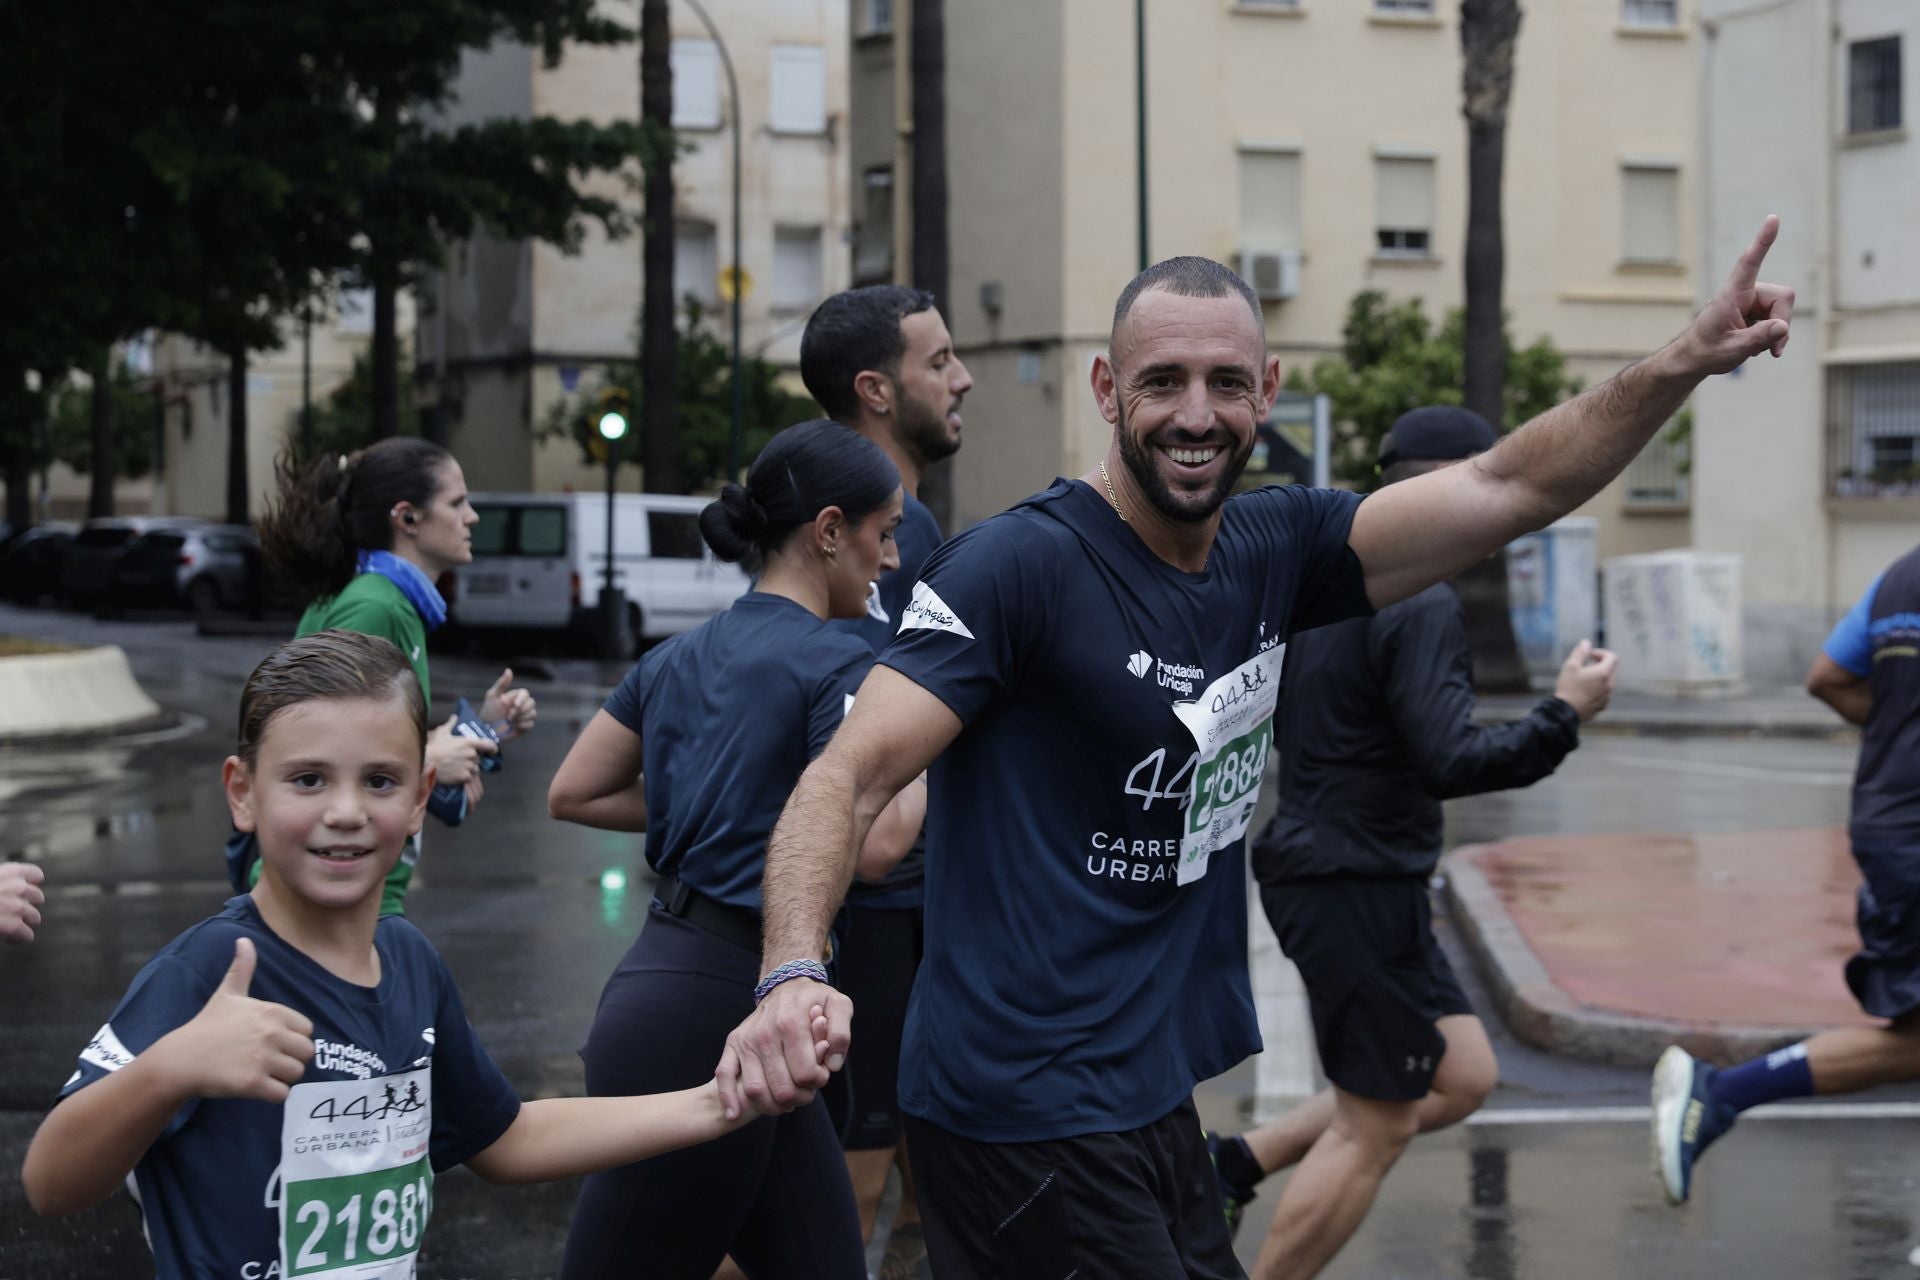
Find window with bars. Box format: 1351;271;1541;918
1828;362;1920;496
864;0;892;36
1625;421;1690;507
1622;0;1678;27
1849;37;1903;134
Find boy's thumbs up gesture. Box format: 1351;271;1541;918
163;939;316;1103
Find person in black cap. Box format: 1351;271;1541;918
1207;404;1620;1280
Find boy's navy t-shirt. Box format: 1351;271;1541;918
605;590;875;912
1824;544;1920;838
831;493;945;908
879;478;1370;1142
58;895;520;1280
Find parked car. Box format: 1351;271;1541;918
449;492;750;652
0;522;79;604
113;524;260;613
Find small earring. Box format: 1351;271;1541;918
824;543;838;558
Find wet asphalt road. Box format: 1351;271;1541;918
3;604;1919;1278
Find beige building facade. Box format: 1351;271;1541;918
425;0;852;496
851;0;1700;549
1691;0;1919;682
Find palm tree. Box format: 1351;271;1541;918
910;0;952;528
639;0;682;493
1458;0;1529;692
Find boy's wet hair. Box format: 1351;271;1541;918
236;630;428;766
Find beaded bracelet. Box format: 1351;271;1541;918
753;958;830;1005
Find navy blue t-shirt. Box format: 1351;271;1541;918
58;895;520;1280
880;478;1371;1142
606;590;875;912
1824;545;1920;837
832;493;945;907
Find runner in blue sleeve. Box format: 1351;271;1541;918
802;284;973;1273
721;219;1795;1278
21;631;779;1279
547;419;927;1279
1652;547;1920;1206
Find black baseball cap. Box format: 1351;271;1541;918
1378;405;1499;470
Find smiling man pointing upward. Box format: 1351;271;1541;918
719;219;1795;1278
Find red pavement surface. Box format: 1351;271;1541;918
1474;827;1879;1030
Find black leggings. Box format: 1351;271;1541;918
559;906;866;1279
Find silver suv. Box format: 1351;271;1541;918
113;525;260;613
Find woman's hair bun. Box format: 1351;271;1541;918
699;483;768;563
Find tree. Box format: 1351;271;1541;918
293;344;423;466
910;0;954;530
1286;291;1582;692
638;0;682;493
49;362;158;484
319;1;659;438
1460;0;1523;426
1458;0;1528;689
539;300;818;491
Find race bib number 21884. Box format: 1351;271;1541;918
1171;644;1283;886
280;1068;434;1279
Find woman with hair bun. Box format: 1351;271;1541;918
255;438;538;915
548;419;925;1277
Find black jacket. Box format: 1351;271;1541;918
1252;581;1581;884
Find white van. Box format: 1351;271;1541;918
451;492;750;649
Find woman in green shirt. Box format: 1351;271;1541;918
257;437;537;913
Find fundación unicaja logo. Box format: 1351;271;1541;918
1127;650;1153;679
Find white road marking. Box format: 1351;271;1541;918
1471;1101;1920;1126
1612;755;1853;786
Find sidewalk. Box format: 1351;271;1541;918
1446;827;1875;1068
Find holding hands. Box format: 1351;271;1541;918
1;861;45;945
715;984;849;1122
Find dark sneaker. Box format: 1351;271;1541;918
1204;1129;1258;1241
1651;1045;1737;1205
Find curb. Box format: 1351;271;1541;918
1443;843;1821;1068
0;645;164;740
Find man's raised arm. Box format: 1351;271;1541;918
1353;216;1794;609
714;665;961;1120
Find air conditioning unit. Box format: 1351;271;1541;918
1235;250;1301;302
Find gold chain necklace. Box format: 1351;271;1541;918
1098;459;1127;522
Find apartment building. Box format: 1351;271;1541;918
1691;0;1918;681
424;0;851;496
850;0;1699;554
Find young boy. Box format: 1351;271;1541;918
23;630;813;1278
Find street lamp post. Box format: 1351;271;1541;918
598;408;629;657
682;0;744;482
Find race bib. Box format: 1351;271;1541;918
279;1068;434;1279
1170;644;1283;886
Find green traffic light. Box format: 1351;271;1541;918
598;411;629;441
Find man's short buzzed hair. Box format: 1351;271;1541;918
1109;256;1264;348
800;285;940;422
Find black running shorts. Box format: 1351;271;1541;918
1846;838;1920;1020
1259;876;1472;1102
903;1098;1243;1279
822;903;923;1150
